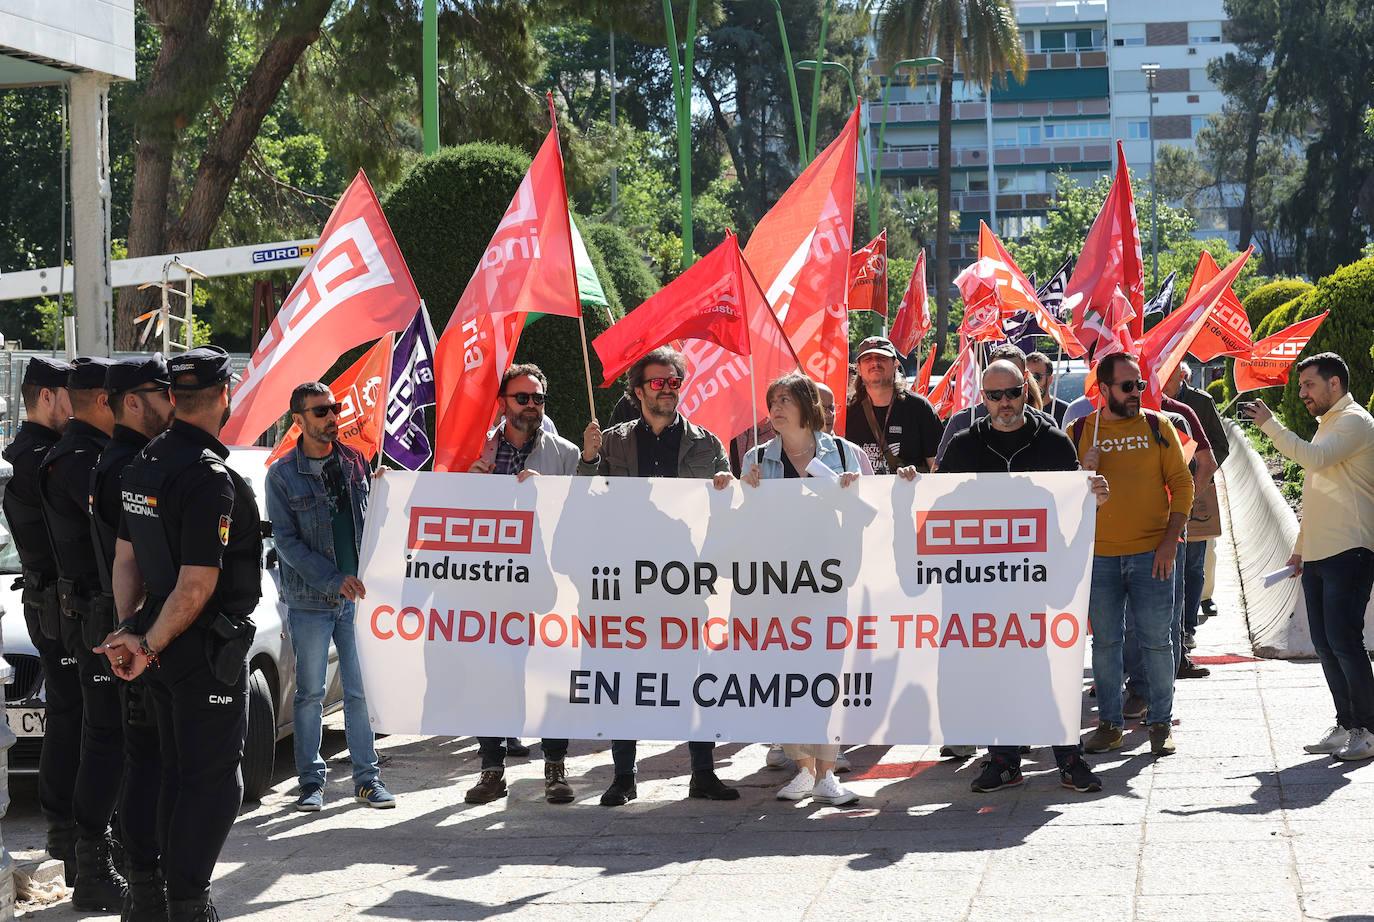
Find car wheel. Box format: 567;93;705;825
242;667;275;802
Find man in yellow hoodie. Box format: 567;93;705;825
1243;352;1374;761
1074;353;1194;756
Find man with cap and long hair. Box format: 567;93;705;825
36;356;128;909
844;336;944;474
1;357;78;879
96;346;262;922
91;354;175;921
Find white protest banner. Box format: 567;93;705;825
356;472;1096;746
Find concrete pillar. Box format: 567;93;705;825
68;73;114;357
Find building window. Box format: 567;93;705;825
968;175;989;192
998;172;1041;193
1114;23;1146;47
1127;120;1150;140
1021;29;1036;53
1040;28;1102;52
1000;215;1046;238
1019;125;1042;146
1188;21;1222;43
1191;116;1206;137
1044;120;1111;140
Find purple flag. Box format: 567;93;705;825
383;303;438;469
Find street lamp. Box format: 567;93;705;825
1141;62;1160;291
765;0;808;161
796;58;874;216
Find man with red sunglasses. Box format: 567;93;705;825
579;347;739;806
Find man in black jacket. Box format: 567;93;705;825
939;360;1109;793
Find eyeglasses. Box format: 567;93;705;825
305;403;344;418
503;392;546;406
983;386;1024;401
1028;371;1048;384
646;376;683;391
1111;380;1149;394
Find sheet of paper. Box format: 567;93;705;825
806;457;839;482
1263;564;1296;588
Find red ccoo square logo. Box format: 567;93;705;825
407;507;534;553
916;509;1047;555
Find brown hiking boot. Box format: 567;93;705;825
464;769;507;804
544;761;574;804
1149;722;1177;755
1083;720;1123;753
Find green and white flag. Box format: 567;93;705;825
527;211;606;325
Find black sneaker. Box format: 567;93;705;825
1059;756;1102;793
505;738;531;757
970;758;1023;793
688;770;740;800
600;773;637;807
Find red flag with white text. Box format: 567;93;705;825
593;233;753;384
955;259;1005;342
1234;311;1330;393
1184;250;1253;361
890;250;930;356
432;121;579;471
1062;141;1145;345
975;222;1087;357
847;231;888;317
266;335;394;465
221;171;420;446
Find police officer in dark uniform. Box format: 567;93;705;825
90;354;174;921
97;346;261;922
0;357;76;877
36;356;128;910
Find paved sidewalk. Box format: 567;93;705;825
11;474;1374;921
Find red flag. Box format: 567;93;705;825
1138;247;1254;404
593;233;753;384
928;335;980;420
975;222;1087;357
1184;251;1254;361
1234;311;1330;393
1062;140;1145;344
743;107;860;432
954;259;1004;342
676;271;801;446
912;344;937;397
433;121;579;472
222;171;421;446
266;335;394;465
847;231;888;317
890;250;930;356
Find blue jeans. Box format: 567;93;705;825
1090;551;1176;727
1182;540;1207;634
1125;542;1188;697
288;602;379;788
1301;547;1374;731
611;740;715;776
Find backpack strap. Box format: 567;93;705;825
1140;408;1167;446
1071;415;1086;446
836;437;848;471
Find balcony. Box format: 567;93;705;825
882;96;1109;125
879;142;1113;172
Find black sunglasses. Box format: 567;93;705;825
1112;379;1149;394
647;376;684;391
305;402;344;418
1028;371;1048;383
983;386;1024;401
503;392;546;406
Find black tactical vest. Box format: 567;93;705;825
38;422;107;591
89;431;143;595
1;422;62;582
120;427;263;619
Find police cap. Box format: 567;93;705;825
23;356;73;390
68;356;114;390
106;353;171;395
168;346;238;390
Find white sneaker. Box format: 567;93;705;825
1304;725;1350;755
834;751;851;773
811;770;858;806
776;768;815;801
1336;727;1374;761
765;744;790;769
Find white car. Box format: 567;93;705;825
1;446;343;801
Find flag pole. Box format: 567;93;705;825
547;92;600;424
749;350;760;455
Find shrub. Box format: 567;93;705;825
1271;257;1374;438
584;222;660;313
1206;378;1228;403
1229;291;1313;411
1241;278;1313;332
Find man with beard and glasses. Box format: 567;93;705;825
937;360;1110;793
463;364;594;806
1072;353;1193;758
266;381;396;813
579;347;739;806
1243;353;1374;761
97;346;262;922
90;355;175;921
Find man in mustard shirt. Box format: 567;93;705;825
1243;352;1374;761
1075;354;1194;756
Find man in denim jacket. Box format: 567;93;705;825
266;382;396;812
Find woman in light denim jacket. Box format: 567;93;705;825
740;372;862;806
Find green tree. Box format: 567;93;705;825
878;0;1026;353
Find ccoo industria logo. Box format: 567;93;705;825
915;509;1048;555
407;507;534;554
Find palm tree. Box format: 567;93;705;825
878;0;1026;354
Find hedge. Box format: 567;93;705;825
1241;278;1313;333
584;222;660;313
1205;378;1228;403
380;141;625;440
1267;258;1374;439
